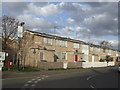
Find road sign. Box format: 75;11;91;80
0;52;5;61
0;62;4;67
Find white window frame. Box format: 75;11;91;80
44;38;52;45
56;40;67;47
97;48;100;52
73;43;79;48
56;52;67;60
103;48;106;53
90;47;93;51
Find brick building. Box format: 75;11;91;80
19;30;119;69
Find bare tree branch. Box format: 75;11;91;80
2;15;19;51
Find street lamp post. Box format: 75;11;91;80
17;22;25;69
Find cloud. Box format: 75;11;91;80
17;14;53;33
2;2;28;17
110;40;118;49
26;3;61;17
2;2;118;49
69;2;118;37
67;18;75;25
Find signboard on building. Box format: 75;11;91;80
0;52;5;61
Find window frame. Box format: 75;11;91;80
56;52;67;60
73;43;79;48
43;38;52;45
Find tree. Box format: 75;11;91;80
100;40;112;48
2;15;19;51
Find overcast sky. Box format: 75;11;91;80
2;2;118;49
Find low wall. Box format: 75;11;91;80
37;62;115;70
82;62;115;68
67;62;82;68
38;62;64;70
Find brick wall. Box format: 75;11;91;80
67;62;82;68
38;62;64;70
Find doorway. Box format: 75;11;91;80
75;54;78;62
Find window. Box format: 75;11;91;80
116;51;118;54
73;43;79;48
108;49;111;53
82;45;89;55
90;47;93;51
44;38;52;45
95;48;100;52
103;48;106;53
94;47;98;52
56;40;67;47
56;52;66;60
98;48;100;52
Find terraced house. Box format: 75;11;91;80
19;30;119;70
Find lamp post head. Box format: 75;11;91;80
20;22;25;26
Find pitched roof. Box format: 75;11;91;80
25;30;117;51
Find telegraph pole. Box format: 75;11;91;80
53;25;57;62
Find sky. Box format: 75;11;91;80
2;2;118;49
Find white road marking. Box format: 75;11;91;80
34;81;38;83
32;79;36;81
24;84;29;86
38;79;41;81
27;81;32;83
87;75;96;80
90;85;95;88
31;84;36;87
24;75;48;87
41;78;44;79
45;76;48;77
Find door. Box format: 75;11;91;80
75;54;78;62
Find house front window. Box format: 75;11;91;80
90;47;93;51
43;38;52;45
103;48;106;53
56;52;66;60
56;40;67;47
73;43;79;48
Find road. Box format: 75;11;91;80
2;66;120;89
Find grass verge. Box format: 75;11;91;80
2;65;40;72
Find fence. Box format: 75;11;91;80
82;62;115;68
